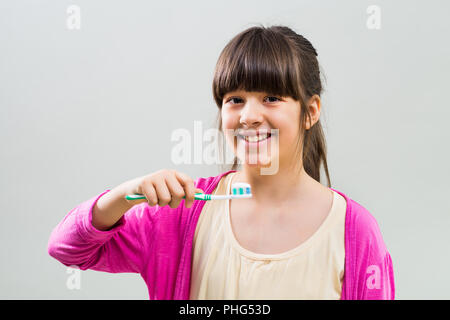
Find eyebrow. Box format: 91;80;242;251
224;91;240;98
224;91;261;98
224;91;286;100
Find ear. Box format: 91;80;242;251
304;95;321;130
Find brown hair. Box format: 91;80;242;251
212;24;331;187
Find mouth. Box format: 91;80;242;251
237;132;272;145
238;132;271;142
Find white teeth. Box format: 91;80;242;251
243;134;269;142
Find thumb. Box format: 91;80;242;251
195;188;204;194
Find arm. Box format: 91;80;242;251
362;251;395;300
351;208;396;300
91;177;143;231
47;189;157;274
48;169;202;274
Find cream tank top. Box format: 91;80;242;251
189;172;346;299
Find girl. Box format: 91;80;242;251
48;25;395;300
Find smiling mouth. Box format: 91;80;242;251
238;133;272;142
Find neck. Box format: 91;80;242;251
232;164;317;205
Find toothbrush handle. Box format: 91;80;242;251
125;193;207;201
125;194;146;200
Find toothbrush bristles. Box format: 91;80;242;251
231;182;252;197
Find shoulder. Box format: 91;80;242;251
331;188;388;255
332;188;395;299
194;170;236;194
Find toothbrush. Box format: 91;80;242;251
125;182;252;201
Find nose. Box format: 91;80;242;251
239;100;263;128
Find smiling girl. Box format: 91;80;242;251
48;24;395;300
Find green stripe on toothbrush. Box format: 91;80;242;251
125;193;208;201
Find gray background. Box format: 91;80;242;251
1;0;449;299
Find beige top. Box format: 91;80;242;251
189;172;346;300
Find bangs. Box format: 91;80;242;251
212;27;302;107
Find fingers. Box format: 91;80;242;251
174;171;199;209
141;178;158;206
165;173;186;209
152;174;172;207
139;169;204;209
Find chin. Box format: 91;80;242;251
238;155;273;167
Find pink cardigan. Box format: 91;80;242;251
48;170;395;300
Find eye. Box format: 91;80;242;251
265;96;281;103
227;96;281;104
227;97;243;104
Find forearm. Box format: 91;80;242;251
91;179;138;231
48;186;148;272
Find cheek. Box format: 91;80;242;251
273;114;300;145
221;113;233;129
221;111;238;143
221;110;240;133
270;111;291;129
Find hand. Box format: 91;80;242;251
125;169;204;209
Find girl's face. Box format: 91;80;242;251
221;90;301;169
